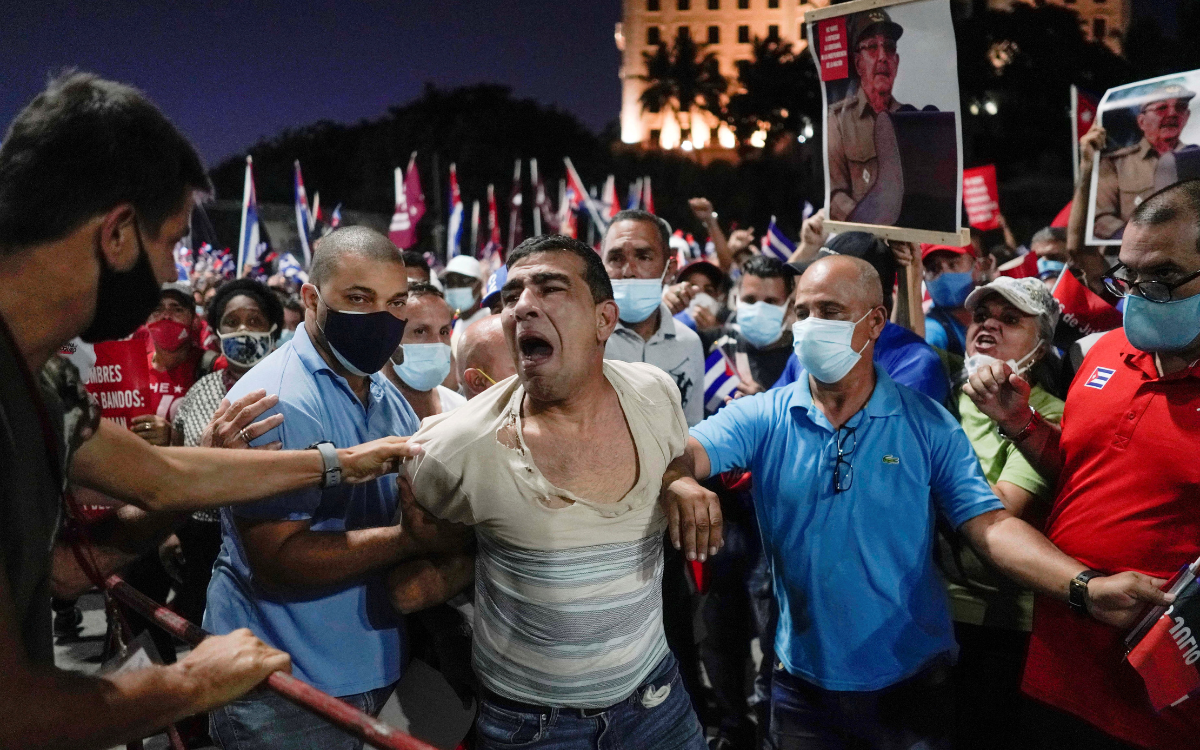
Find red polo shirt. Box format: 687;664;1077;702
1022;329;1200;748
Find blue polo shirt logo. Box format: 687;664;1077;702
882;454;900;465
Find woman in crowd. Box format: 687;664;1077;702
171;279;284;625
939;276;1065;750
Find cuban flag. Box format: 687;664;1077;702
236;156;261;279
279;253;309;284
627;178;643;211
330;203;343;229
704;350;741;413
293;161;313;267
601;174;619;220
642;176;654;215
763;216;796;262
563;157;608;233
447;163;464;258
215;247;236;279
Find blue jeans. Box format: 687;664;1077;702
769;662;952;750
210;682;396;750
474;653;706;750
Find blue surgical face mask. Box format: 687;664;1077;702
927;271;976;309
445;286;478;314
791;309;873;384
612;266;667;323
316;290;407;377
1036;258;1066;279
219;326;276;369
1123;291;1200;353
278;328;295;345
391;342;453;392
737;301;787;348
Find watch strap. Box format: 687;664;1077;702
308;441;342;489
1069;569;1102;616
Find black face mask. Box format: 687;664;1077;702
80;225;162;343
315;290;408;377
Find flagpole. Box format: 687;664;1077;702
470;200;480;257
1050;266;1069;295
563;157;609;232
431;152;445;263
237;155;252;279
508;159;522;251
530;159;542;237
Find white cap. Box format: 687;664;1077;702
443;255;484;281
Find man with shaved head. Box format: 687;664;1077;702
456;314;516;399
205;226;471;750
665;254;1170;748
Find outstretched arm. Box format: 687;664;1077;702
660;437;722;562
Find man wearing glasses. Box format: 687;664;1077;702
827;10;908;221
966;179;1200;748
1094;82;1196;239
663;254;1170;749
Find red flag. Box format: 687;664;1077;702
602;175;619;220
999;252;1040;279
404;151;425;227
1052;266;1123;347
963;165;1001;231
1051;201;1072;229
486;183;501;249
1128;568;1200;712
1072;86;1101;183
388;166;415;249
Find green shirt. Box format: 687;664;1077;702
942;385;1064;631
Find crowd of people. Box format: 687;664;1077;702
1;71;1199;750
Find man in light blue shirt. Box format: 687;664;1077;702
662;255;1157;749
205;227;469;750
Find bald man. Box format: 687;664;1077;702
665;255;1168;748
205;227;471;750
456;314;516;399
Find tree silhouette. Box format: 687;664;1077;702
726;37;823;146
637;34;728;124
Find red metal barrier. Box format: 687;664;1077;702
105;575;440;750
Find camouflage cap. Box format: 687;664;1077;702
850;8;904;50
1128;82;1197;112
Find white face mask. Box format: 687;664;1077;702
689;292;721;317
963;342;1041;380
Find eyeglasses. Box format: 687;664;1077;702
832;426;856;494
1102;262;1200;303
857;41;897;57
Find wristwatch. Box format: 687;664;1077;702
1069;569;1102;616
308;441;342;489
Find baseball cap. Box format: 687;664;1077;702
443;255;484;282
159;281;193;308
481;265;508;308
965;276;1059;326
920;243;976;261
678;260;726;291
851;8;904;49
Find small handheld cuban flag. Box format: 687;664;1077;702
330;203;343;229
293;161;313;266
173;243;192;282
704;350;741;413
278;253;309;285
763;216;796;262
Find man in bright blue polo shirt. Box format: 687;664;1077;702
205;227;470;750
662;255;1170;749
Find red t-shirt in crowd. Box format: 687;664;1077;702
1022;329;1200;748
146;344;201;423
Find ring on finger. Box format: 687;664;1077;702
238;428;251;444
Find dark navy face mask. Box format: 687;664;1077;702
315;290;407;376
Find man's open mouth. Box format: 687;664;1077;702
517;331;554;367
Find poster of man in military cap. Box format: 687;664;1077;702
1086;70;1200;245
807;0;966;245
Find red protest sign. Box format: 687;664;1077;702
963;165;1001;231
85;338;154;430
1052;267;1123;348
817;18;850;82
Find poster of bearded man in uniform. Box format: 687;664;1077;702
808;0;967;246
1086;70;1200;245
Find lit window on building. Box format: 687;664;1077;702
707;25;720;44
738;24;750;43
647;26;662;45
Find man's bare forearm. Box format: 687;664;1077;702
51;505;188;598
961;510;1083;604
1;647;202;750
388;551;476;614
999;412;1064;488
71;419;324;513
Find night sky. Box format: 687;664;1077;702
0;0;624;166
0;0;1181;167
